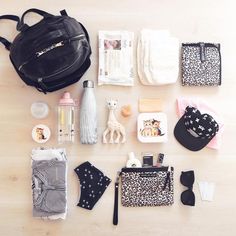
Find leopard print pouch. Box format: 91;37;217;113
121;166;174;207
182;43;221;86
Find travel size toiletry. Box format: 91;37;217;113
142;153;154;167
126;152;142;168
156;153;164;167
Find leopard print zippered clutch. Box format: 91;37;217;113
121;167;174;207
182;43;221;86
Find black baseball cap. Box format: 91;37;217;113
174;106;219;151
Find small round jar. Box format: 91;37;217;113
32;124;51;143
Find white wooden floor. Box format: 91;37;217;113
0;1;236;235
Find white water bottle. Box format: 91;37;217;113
80;80;97;144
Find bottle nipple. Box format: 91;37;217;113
59;92;75;105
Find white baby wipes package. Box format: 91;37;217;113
98;31;134;86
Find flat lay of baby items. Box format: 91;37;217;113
31;148;67;220
180;170;195;206
198;181;215;201
137;29;179;86
58;92;75;144
174;106;219;151
113;153;173;225
176;97;224;150
79;80;97;144
182;42;221;86
32;124;51;144
0;9;92;93
103;99;126;144
98;31;134;86
74;161;111;210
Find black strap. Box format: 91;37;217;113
17;8;53;31
60;9;68;16
163;171;171;191
0;37;11;50
113;171;121;226
0;15;20;50
113;182;119;225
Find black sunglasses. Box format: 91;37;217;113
180;170;195;206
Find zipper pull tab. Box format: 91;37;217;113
37;78;47;94
115;171;121;184
199;42;206;62
163;167;171;191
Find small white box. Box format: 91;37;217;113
137;112;167;143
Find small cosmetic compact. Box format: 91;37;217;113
142;153;154;167
32;124;51;144
137;112;167;143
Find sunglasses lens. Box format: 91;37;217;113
180;171;195;187
181;189;195;206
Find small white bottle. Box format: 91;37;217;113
58;92;75;144
79;80;97;144
126;152;142;168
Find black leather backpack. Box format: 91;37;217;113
0;8;91;93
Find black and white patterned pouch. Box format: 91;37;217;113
181;43;221;86
113;166;174;225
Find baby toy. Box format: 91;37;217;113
103;99;126;144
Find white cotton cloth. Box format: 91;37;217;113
137;29;180;85
31;148;67;220
198;181;215;202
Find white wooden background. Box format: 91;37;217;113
0;1;236;235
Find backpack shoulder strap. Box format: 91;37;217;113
0;15;20;50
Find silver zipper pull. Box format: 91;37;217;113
55;41;64;47
115;171;121;183
199;42;206;62
36;41;64;57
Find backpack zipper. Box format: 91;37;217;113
36;41;64;57
18;34;85;71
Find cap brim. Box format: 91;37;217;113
174;115;213;151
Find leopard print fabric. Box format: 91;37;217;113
121;168;174;207
182;43;221;86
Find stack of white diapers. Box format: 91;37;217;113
137;29;179;86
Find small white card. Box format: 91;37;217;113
198;181;215;201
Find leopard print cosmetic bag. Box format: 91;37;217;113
121;166;174;207
182;43;221;86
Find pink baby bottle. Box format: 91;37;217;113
58;92;75;144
